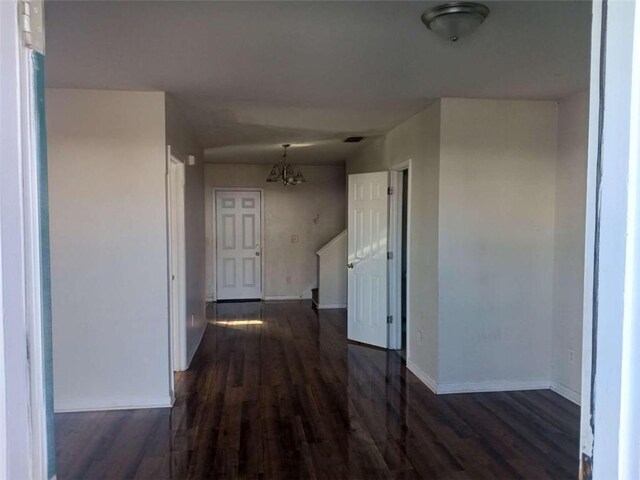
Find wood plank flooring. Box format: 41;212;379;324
55;301;580;479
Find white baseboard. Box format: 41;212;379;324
404;364;582;404
406;360;438;394
550;381;582;405
405;363;553;397
437;378;550;394
318;304;347;309
264;295;308;301
54;394;173;413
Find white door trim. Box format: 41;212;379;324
582;1;640;477
211;187;265;301
166;147;187;381
1;2;50;476
388;160;412;354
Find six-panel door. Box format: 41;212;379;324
215;190;262;300
347;172;389;348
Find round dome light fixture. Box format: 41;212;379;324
421;2;490;42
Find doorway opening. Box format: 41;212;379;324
168;153;187;375
400;169;408;356
388;161;411;356
346;165;411;352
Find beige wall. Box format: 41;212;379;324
165;95;206;365
438;98;557;388
552;92;588;400
205;164;346;300
48;89;171;411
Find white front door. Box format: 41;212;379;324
347;172;389;348
215;190;262;300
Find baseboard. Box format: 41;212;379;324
54;395;173;413
437;378;550;395
550;381;581;405
405;361;582;402
317;304;347;309
406;360;438;394
186;323;206;369
263;295;308;301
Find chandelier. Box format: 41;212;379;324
266;144;306;186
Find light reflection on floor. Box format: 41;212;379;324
210;319;263;326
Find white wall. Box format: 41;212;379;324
438;98;557;389
347;102;441;384
317;230;347;308
48;89;172;411
205;164;346;300
165;95;206;366
552;92;588;402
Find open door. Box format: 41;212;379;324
347;172;389;348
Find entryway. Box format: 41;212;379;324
214;189;263;301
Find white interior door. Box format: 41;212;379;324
168;156;186;371
347;172;389;348
215;190;262;300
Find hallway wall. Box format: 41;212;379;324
551;91;589;402
205;164;346;300
165;95;206;367
47;89;172;411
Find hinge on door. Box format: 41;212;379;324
388;187;394;195
386;315;393;324
387;251;393;260
21;0;45;54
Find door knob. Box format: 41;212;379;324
255;252;261;256
347;263;354;269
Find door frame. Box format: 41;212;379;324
211;187;265;301
388;160;412;353
1;1;51;477
166;147;187;379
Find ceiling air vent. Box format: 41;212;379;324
344;136;365;143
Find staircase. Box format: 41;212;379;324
314;230;347;310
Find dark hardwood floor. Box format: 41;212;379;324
56;301;580;479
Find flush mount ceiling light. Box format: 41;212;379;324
421;2;490;42
266;144;307;186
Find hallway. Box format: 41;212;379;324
55;302;579;479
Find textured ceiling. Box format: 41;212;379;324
45;0;591;164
